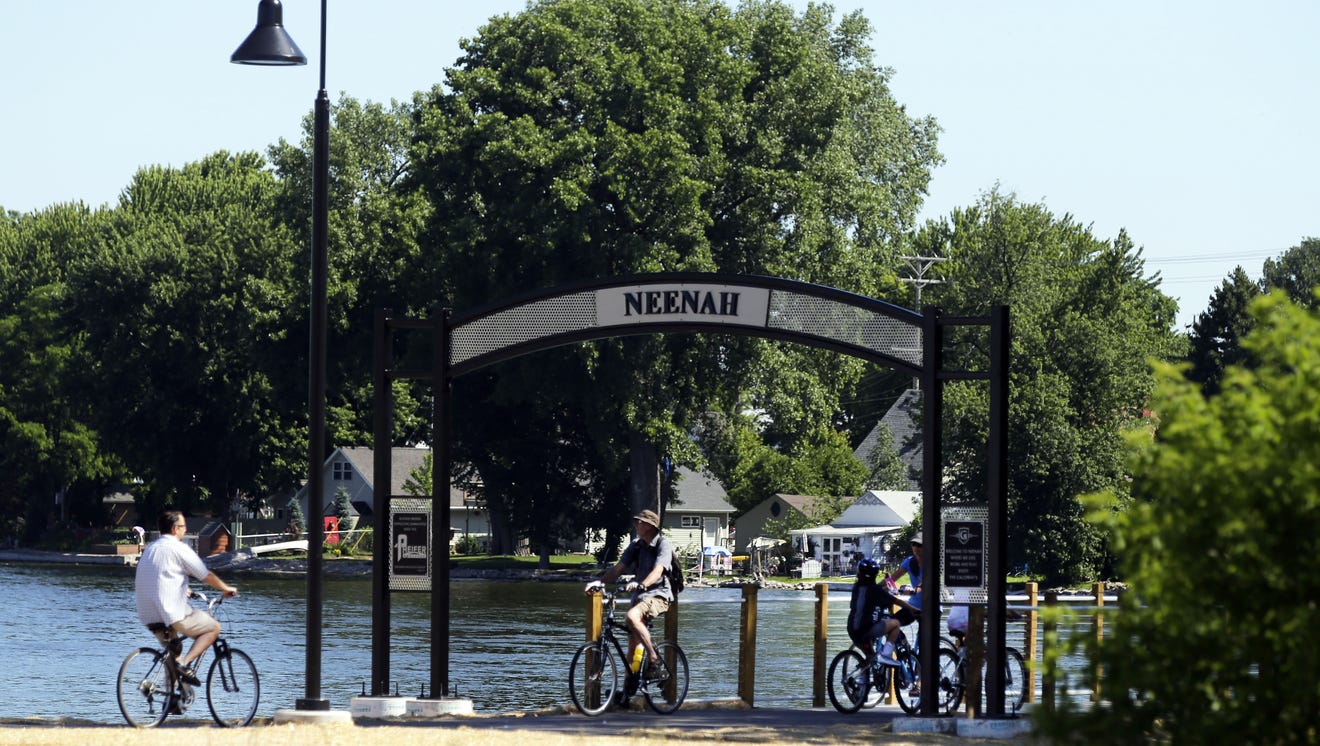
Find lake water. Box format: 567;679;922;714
0;562;1098;723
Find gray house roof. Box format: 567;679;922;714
854;388;922;490
338;446;432;498
334;446;474;509
669;466;736;514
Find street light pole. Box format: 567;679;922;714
232;0;330;711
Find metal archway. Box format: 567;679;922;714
367;272;1010;716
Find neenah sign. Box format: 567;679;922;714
595;283;771;328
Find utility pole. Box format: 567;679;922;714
900;252;947;388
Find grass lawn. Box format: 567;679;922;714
450;553;600;571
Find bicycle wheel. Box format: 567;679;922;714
1002;647;1027;714
935;647;964;714
117;648;172;728
207;647;260;727
826;649;868;714
893;654;923;715
569;640;619;716
642;641;689;715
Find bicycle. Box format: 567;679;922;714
569;585;689;716
827;625;922;715
933;629;1027;715
116;591;260;727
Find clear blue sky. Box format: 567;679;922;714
3;1;1317;329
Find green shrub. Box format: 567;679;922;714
1037;292;1320;743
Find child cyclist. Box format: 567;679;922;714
847;558;920;667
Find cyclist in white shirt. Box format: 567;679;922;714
135;511;237;685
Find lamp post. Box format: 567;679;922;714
232;0;330;712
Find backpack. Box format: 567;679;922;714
667;550;685;595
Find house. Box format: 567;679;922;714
788;490;920;574
732;493;827;556
854;388;922;490
295;446;491;547
581;466;737;561
662;466;737;555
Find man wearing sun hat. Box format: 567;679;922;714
585;508;675;676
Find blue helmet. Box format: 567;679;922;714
857;558;881;582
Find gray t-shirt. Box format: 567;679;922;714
619;534;674;602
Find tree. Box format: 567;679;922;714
1260;236;1320;309
1185;267;1260;396
1038;291;1320;743
920;188;1181;584
66;153;305;515
410;0;940;546
0;205;122;541
268;96;433;449
1188;237;1320;396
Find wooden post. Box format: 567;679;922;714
1092;581;1104;702
586;592;602;642
1042;591;1057;712
966;604;985;718
738;584;758;706
886;602;897;705
665;597;679;703
585;592;603;709
813;584;828;708
1024;582;1038;704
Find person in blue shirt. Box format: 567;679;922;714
885;532;923;610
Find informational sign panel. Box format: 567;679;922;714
389;497;432;592
941;505;988;602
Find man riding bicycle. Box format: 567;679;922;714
847;558;919;667
585;509;674;676
135;511;238;686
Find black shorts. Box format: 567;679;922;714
891;607;918;626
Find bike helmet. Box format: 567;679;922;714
856;557;881;582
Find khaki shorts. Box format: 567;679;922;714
150;609;219;646
633;595;670;623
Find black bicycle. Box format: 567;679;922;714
933;629;1027;715
116;591;260;727
827;626;922;715
569;585;689;715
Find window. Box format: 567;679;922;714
332;461;353;481
680;516;701;528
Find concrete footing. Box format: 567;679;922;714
272;708;355;725
348;695;475;719
892;715;1033;740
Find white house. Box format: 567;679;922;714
788;490;919;573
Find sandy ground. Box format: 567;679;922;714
0;724;994;746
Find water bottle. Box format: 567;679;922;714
630;644;645;673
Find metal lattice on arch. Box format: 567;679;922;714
446;273;924;376
369;272;1010;717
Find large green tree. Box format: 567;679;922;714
1039;291;1320;743
268;96;434;448
0;205;121;541
66;153;305;515
409;0;940;546
1187;237;1320;396
1185;266;1260;396
919;189;1181;584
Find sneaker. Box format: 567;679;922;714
875;646;900;668
175;663;201;686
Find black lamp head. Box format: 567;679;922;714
231;0;307;66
